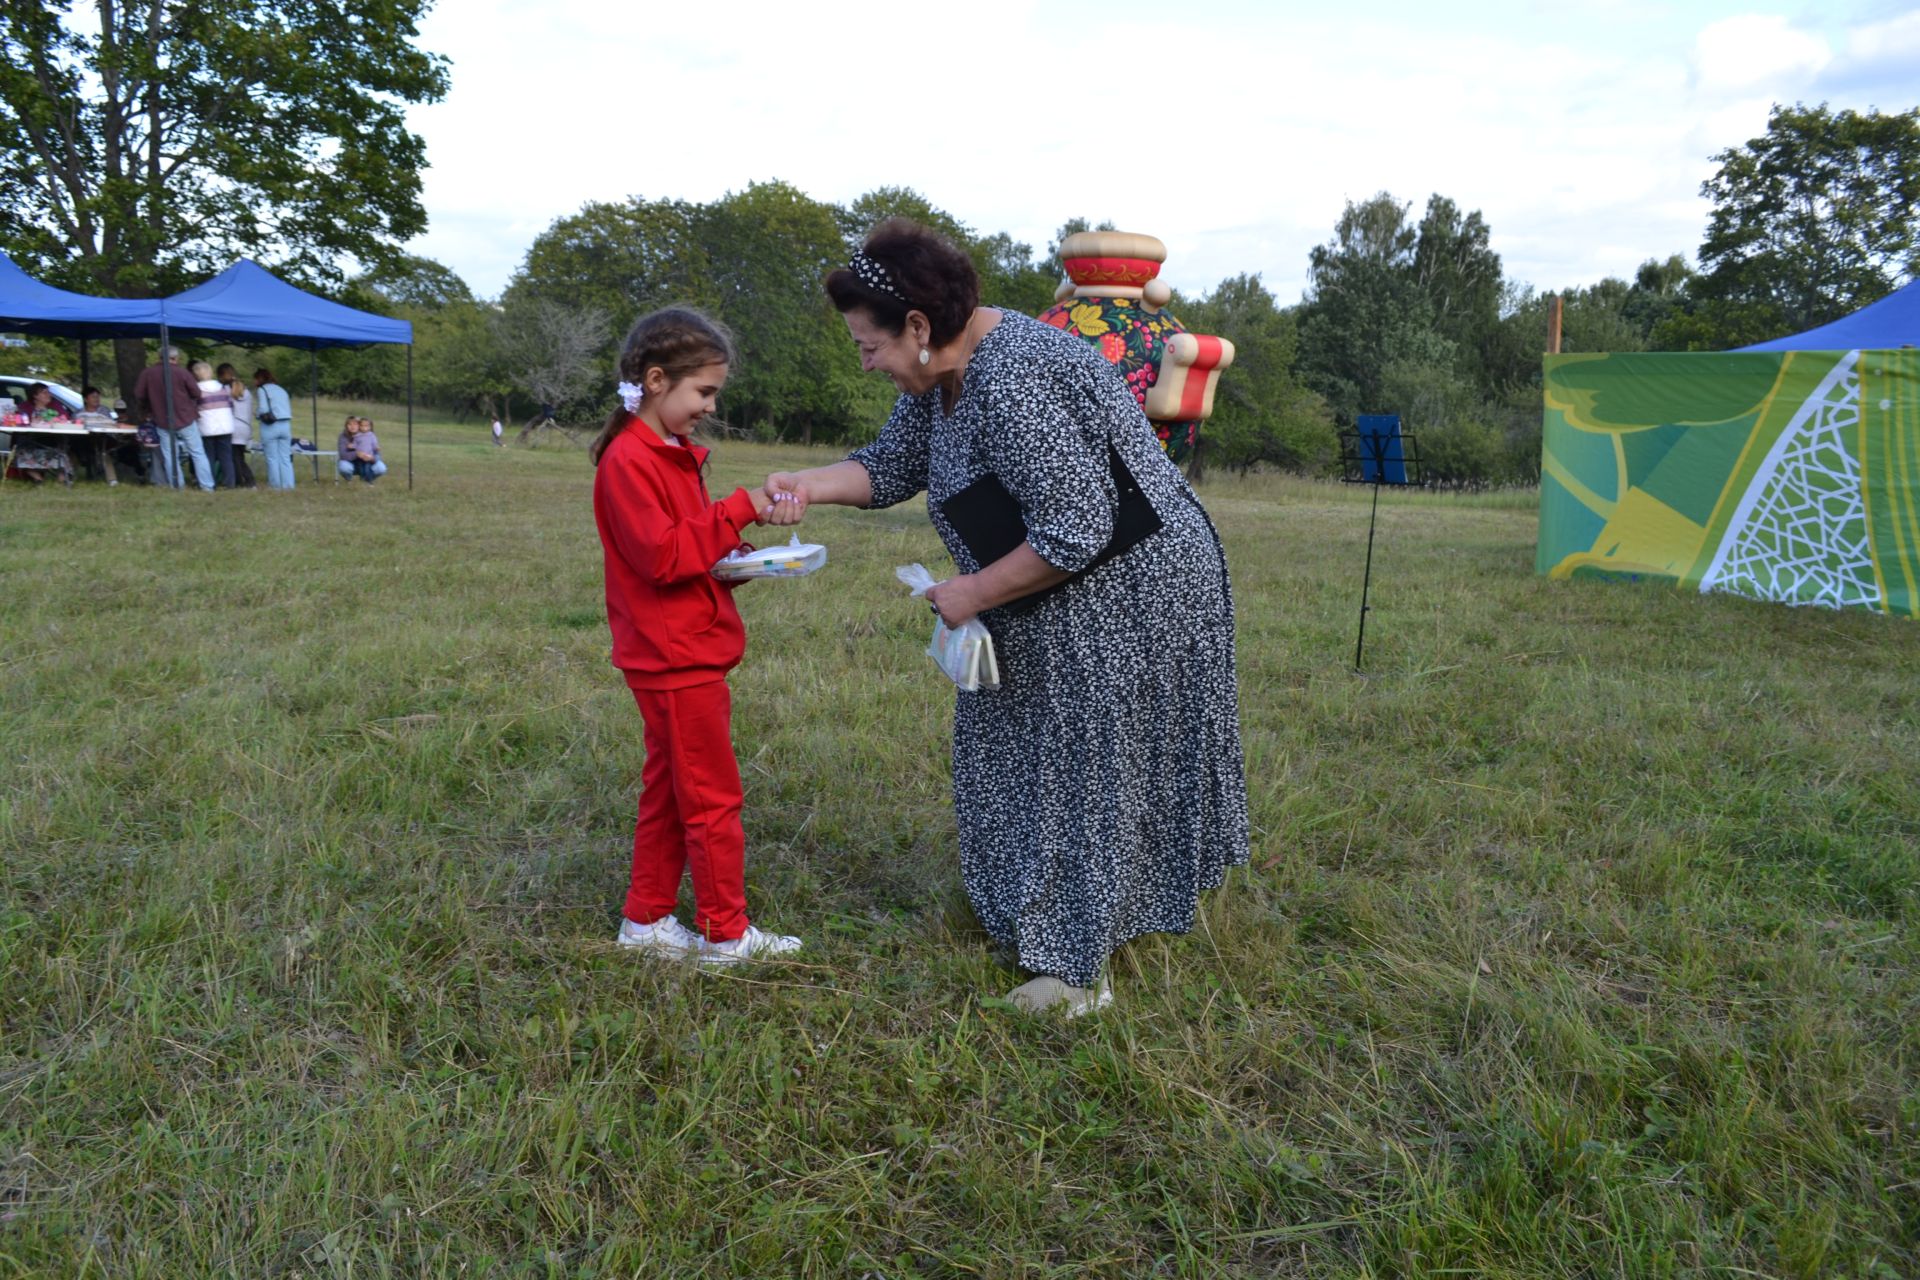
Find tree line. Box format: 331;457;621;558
160;98;1920;485
5;0;1916;492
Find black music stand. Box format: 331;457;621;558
1339;414;1424;671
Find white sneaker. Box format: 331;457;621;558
615;915;703;958
1007;975;1113;1018
698;924;803;966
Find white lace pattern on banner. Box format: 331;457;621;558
1699;351;1878;611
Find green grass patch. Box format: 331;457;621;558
2;410;1916;1277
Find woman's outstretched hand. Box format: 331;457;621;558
761;473;810;526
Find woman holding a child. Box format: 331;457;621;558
336;416;387;483
766;219;1249;1016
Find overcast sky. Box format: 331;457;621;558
400;0;1920;305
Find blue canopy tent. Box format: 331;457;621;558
159;260;415;487
1739;278;1920;351
0;252;166;476
0;251;165;337
0;253;416;486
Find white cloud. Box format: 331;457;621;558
1843;8;1920;65
1688;14;1831;94
398;1;1905;308
1823;8;1920;100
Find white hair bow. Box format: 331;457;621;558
617;381;646;412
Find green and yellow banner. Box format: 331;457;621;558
1538;350;1920;617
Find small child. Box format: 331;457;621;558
491;416;503;447
217;364;255;488
355;418;387;481
590;306;802;964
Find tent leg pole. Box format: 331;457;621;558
407;343;414;492
159;321;174;457
79;339;89;391
310;347;319;476
1355;478;1382;672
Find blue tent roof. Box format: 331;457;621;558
159;259;411;348
0;253;411;348
0;251;166;337
1739;278;1920;351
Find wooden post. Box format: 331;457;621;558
1547;294;1564;355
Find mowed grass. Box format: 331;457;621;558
2;408;1917;1279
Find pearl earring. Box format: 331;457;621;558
918;346;930;366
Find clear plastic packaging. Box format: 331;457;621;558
896;564;1001;692
711;534;828;581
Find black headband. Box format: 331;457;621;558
849;252;909;304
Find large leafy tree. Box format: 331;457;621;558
968;228;1058;315
0;0;448;390
1410;195;1503;382
836;186;972;255
510;197;715;329
1677;102;1920;348
1296;192;1441;419
1173;273;1333;477
511;182;874;440
700;180;873;442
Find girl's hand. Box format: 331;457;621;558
924;575;982;627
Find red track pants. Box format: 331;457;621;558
624;680;749;942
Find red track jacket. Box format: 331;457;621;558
593;421;761;690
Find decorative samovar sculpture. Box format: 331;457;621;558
1038;231;1234;463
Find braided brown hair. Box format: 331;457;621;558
589;306;737;465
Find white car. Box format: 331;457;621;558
0;375;87;449
0;374;84;412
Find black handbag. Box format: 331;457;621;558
935;440;1162;614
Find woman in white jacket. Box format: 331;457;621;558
191;360;238;489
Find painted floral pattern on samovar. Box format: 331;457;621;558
1037;231;1234;463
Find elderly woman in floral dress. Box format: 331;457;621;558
765;219;1249;1016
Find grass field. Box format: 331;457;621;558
3;409;1917;1278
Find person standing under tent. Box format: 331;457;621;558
252;367;294;490
191;361;238;488
219;363;257;489
134;347;209;490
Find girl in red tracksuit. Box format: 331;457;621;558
590;307;804;965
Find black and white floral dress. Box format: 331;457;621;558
850;311;1250;986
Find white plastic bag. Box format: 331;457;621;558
896;564;1001;692
711;534;828;581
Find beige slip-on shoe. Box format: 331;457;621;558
1006;975;1113;1018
